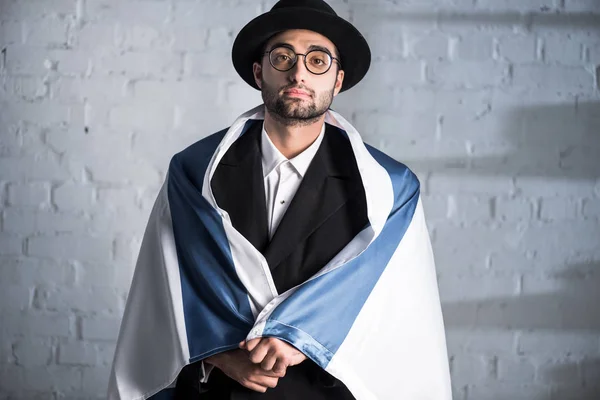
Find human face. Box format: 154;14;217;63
252;29;345;126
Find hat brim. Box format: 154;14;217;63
232;8;371;93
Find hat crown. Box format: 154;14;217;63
271;0;337;16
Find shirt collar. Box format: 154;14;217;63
261;122;326;179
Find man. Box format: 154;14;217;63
108;1;451;399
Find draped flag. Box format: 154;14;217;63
108;105;452;400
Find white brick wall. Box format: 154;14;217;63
0;0;598;398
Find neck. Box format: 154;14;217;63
263;109;325;159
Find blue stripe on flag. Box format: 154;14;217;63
261;132;420;368
168;122;257;362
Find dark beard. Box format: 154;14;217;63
261;78;335;127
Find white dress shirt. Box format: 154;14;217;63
261;122;326;239
200;123;325;384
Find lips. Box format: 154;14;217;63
282;88;311;98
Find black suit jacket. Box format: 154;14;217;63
176;119;368;399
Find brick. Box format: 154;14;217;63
475;0;556;10
183;50;238;78
450;34;494;61
494;197;534;222
53;184;95;211
173;1;262;29
7;183;50;208
518;332;600;356
497;357;536;383
108;102;175;132
3;314;71;337
12;338;53;367
467;383;550;400
1;100;71;126
35;286;123;314
539;197;580;220
362;22;404;60
519;221;600;253
543;34;585;65
58;342;97;366
23;16;68;46
94;50;181;79
3;75;49;103
497;35;537;63
446;329;516;354
515;176;596;197
407;32;449;60
537;358;582;385
85;1;171;25
20;366;82;392
171;26;209;52
96;342;116;366
428;61;509;88
115;23;172;51
82;366;111;396
0;0;76;19
0;258;72;286
438;274;518;302
0;285;31;312
0;154;71;181
27;235;112;263
0;20;24;45
488;249;537;272
581;358;600;387
582;199;600;219
96;187;139;212
447;195;493;222
72;22;116;49
81;316;120;341
35;211;89;233
564;0;600;12
51;76;130;104
0;234;23;256
550;384;600;400
450;354;495;386
421;195;448;222
429;174;513;195
359;60;424;90
512;65;593;92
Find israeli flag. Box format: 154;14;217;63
108;105;452;400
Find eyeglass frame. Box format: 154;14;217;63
263;45;342;75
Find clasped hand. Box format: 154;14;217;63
205;337;307;393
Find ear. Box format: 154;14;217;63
333;68;345;97
253;62;263;89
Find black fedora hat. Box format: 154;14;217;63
232;0;371;93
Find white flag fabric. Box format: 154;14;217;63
108;105;452;400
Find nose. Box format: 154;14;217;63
286;55;310;83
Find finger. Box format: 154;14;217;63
241;380;269;393
238;340;246;349
260;348;278;371
272;359;288;376
248;340;270;364
245;338;261;352
252;375;279;389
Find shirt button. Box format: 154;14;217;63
280;200;285;204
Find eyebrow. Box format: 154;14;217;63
268;42;336;58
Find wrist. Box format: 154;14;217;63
205;351;230;368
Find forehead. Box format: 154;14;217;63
265;29;336;52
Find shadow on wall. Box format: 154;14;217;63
443;261;600;400
403;101;600;181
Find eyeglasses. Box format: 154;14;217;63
264;46;341;75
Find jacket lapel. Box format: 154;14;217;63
263;124;364;271
210;119;270;253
